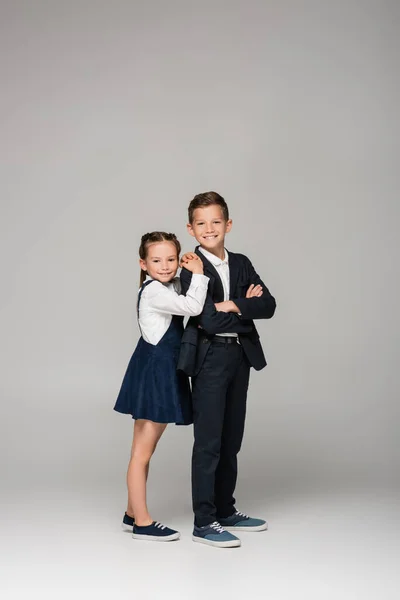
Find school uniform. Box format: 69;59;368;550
178;247;276;527
114;273;209;424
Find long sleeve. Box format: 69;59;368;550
144;274;209;317
231;257;276;320
180;268;253;335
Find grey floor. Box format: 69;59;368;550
2;485;399;600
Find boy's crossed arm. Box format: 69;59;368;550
223;256;276;321
180;266;253;335
180;256;276;335
215;283;263;313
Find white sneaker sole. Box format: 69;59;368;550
132;532;180;542
121;523;133;532
192;535;241;548
223;522;268;532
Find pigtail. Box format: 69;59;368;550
139;269;147;286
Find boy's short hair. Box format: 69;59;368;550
188;191;229;224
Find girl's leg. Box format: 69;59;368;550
126;419;167;525
126;453;150;516
126;442;149;517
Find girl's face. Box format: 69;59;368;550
140;241;179;283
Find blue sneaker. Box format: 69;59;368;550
192;521;241;547
218;510;268;532
122;512;135;532
132;521;180;542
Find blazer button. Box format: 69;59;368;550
203;338;209;344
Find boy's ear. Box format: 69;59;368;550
139;259;147;271
226;219;233;232
187;223;196;237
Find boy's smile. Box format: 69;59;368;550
187;205;232;258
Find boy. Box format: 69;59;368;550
178;191;276;548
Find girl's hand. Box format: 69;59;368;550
181;254;204;274
180;252;198;266
246;284;263;298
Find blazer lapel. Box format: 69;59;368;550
228;250;240;299
195;246;225;301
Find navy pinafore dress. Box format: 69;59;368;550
114;280;193;425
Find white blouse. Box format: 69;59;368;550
138;273;209;345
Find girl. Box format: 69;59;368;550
114;232;208;542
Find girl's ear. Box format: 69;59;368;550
139;258;147;271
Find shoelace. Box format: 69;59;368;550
154;522;166;530
235;511;249;519
210;521;225;533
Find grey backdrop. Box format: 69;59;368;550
1;1;399;598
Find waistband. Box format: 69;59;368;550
200;334;240;345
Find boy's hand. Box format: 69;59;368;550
215;301;240;313
180;253;204;274
246;284;263;298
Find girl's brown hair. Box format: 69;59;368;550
139;231;181;286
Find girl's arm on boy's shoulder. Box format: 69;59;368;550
231;256;276;320
145;275;209;317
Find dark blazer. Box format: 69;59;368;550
177;247;276;376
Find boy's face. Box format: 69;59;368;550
187;205;232;253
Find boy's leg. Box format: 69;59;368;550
214;348;250;519
191;344;232;527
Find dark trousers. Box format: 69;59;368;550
191;339;250;527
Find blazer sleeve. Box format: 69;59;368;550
231;257;276;320
180;267;253;335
